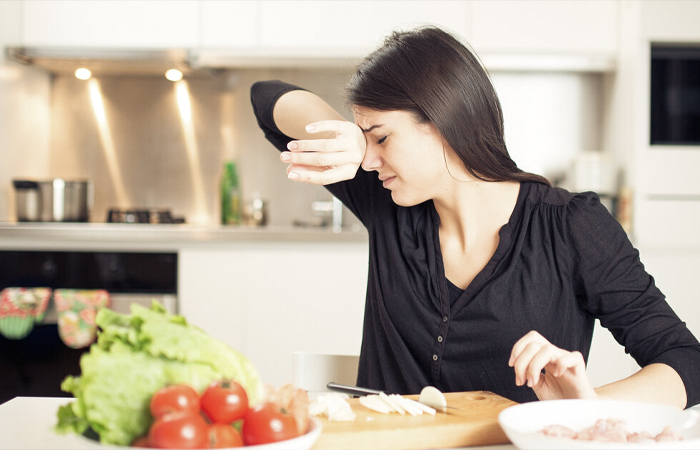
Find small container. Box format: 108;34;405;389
243;197;268;227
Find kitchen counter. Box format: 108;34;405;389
0;222;368;251
0;397;514;450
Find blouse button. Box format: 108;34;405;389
437;336;443;343
432;354;438;361
442;316;448;323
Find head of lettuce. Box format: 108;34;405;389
55;302;263;446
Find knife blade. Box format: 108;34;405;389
326;382;384;396
325;382;458;414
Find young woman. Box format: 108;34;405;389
250;26;700;408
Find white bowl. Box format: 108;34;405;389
78;417;322;450
498;400;700;449
243;417;323;450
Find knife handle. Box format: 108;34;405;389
326;382;384;396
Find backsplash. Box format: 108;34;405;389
7;65;605;227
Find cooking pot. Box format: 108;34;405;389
12;179;92;222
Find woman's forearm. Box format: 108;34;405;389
273;89;346;141
594;363;687;409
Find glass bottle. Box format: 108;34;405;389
221;161;242;225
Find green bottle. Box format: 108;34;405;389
221;161;242;225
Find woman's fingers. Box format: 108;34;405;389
281;143;363;167
304;119;359;136
281;120;366;186
285;163;357;185
510;330;596;401
511;340;549;387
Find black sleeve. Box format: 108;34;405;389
249;79;391;229
567;193;700;408
250;80;308;152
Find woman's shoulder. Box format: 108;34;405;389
524;182;605;212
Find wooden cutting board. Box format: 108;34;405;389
311;391;517;450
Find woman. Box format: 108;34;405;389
250;26;700;408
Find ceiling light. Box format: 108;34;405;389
74;68;92;80
165;69;183;82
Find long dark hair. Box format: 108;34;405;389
346;26;550;186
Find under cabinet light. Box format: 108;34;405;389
165;69;183;82
74;68;92;80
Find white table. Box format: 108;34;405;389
0;397;515;450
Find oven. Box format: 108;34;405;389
0;250;177;404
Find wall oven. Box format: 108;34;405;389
0;250;177;404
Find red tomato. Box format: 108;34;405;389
200;381;249;424
148;411;208;449
207;423;243;448
242;402;299;446
150;384;201;419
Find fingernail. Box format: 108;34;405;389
287;141;298;150
288;172;300;180
527;378;532;387
305;124;316;132
280;152;291;162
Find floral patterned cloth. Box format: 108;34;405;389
0;288;52;339
54;289;110;349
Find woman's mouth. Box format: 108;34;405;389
381;176;396;189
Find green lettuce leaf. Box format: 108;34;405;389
55;301;263;446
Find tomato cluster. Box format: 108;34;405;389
133;381;303;449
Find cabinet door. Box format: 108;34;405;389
257;0;470;56
178;241;368;388
22;0;200;48
471;0;618;54
242;242;368;388
201;0;258;48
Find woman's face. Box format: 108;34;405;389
353;106;452;207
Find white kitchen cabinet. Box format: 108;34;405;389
21;0;200;48
623;1;700;248
256;1;470;55
179;241;368;388
200;0;259;49
470;0;619;55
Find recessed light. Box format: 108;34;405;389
74;68;92;80
165;69;183;82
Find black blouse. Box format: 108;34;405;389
251;80;700;406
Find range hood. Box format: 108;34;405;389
5;46;206;77
5;46;617;75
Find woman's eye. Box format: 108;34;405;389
377;136;388;144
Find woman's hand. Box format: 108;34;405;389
280;120;366;185
509;330;597;401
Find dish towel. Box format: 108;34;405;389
54;289;110;349
0;287;52;339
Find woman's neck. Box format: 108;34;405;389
434;180;520;253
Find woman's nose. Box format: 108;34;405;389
361;144;382;172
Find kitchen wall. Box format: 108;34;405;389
0;0;52;222
40;67;603;227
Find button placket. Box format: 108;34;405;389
431;313;449;380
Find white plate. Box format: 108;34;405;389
77;417;323;450
498;400;700;449
243;417;323;450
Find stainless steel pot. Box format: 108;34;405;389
13;179;92;222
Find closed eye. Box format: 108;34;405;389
377;135;388;144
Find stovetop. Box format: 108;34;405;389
106;208;185;224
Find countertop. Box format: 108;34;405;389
0;397;514;450
0;222;369;251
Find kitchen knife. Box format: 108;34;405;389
326;382;383;396
326;382;458;414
